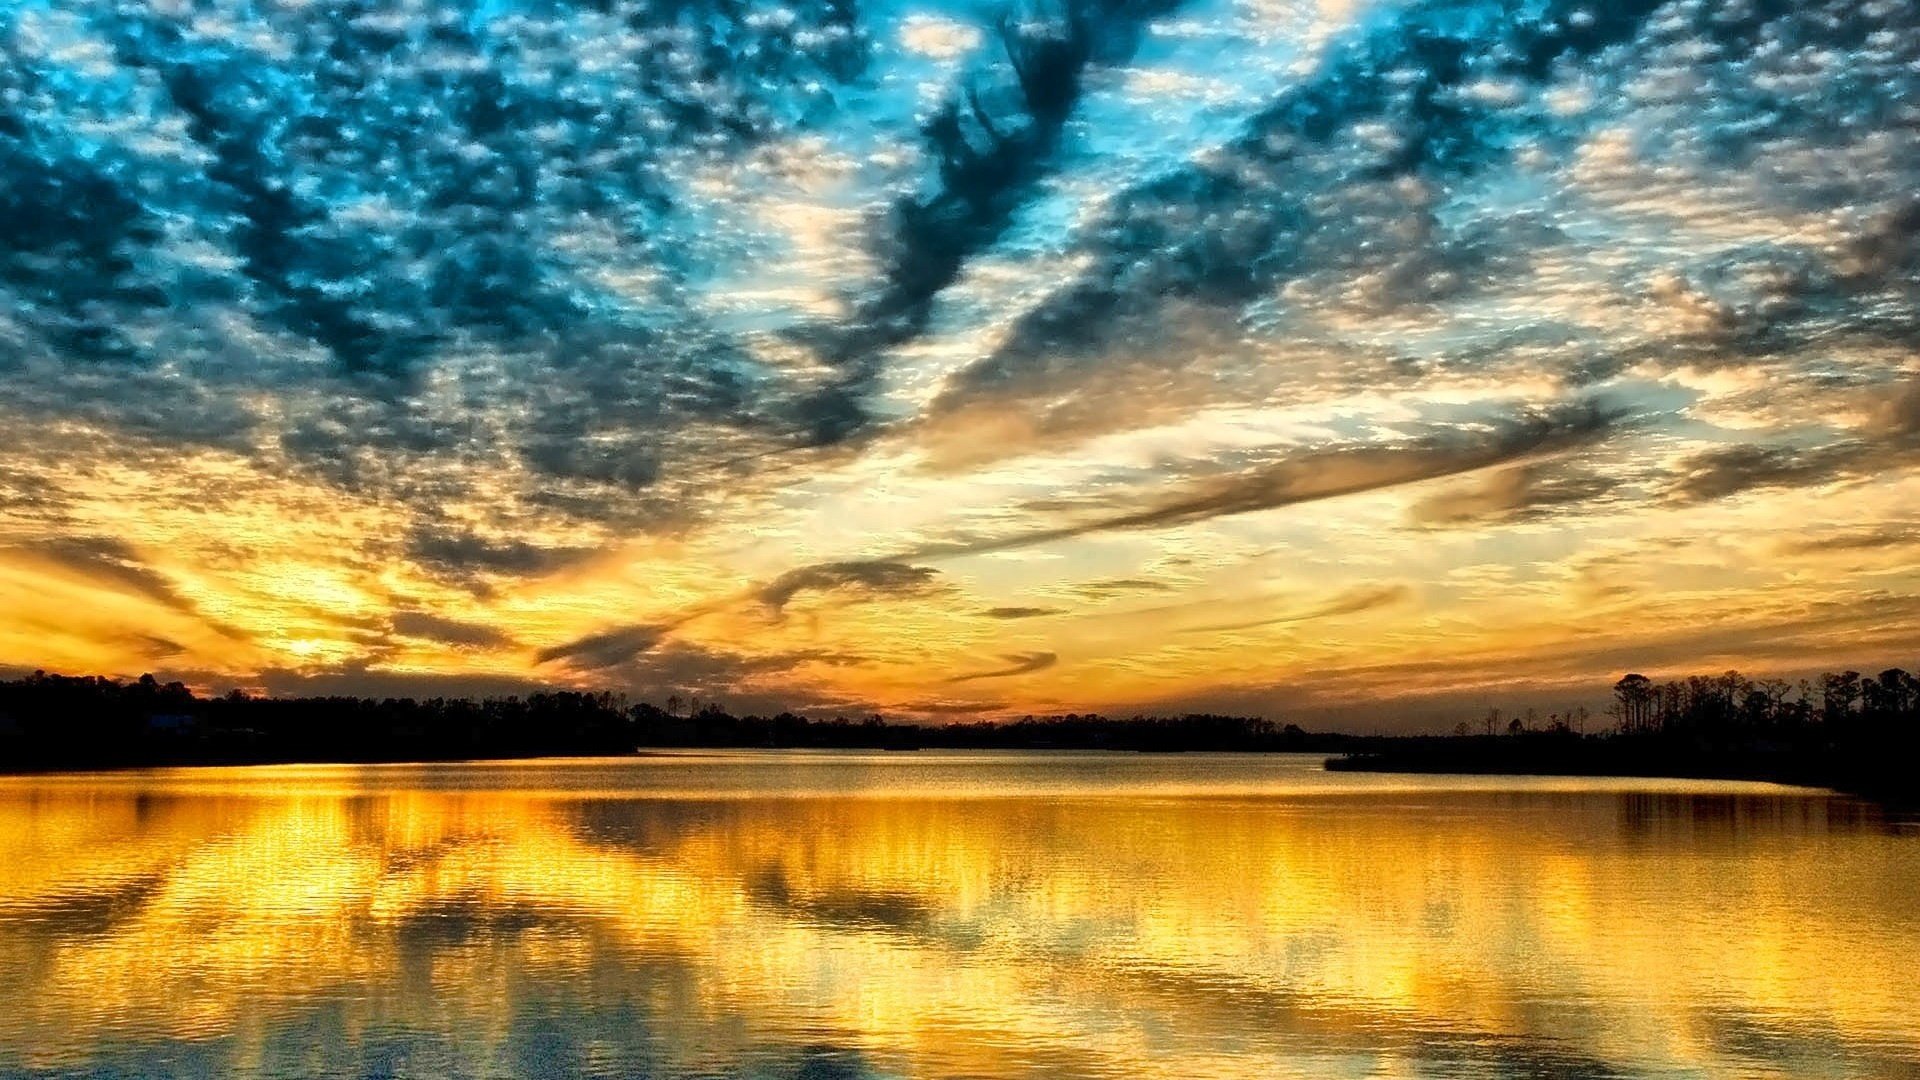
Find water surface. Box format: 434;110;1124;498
1;752;1916;1079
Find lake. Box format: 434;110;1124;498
1;752;1915;1079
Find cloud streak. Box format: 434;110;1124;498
1183;585;1412;635
536;624;678;672
800;0;1190;442
757;561;944;614
391;612;515;649
911;402;1621;558
945;651;1058;683
14;538;196;614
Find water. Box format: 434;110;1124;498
1;752;1916;1079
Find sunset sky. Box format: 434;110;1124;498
2;0;1917;727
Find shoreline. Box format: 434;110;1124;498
1326;738;1917;808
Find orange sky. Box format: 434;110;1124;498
5;378;1918;728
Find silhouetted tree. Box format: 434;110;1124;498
1613;674;1655;733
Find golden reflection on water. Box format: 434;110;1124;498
0;752;1916;1079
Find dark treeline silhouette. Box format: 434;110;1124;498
0;670;1349;771
5;667;1915;803
1329;668;1920;804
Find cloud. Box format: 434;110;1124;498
535;623;676;672
7;0;1917;539
1183;584;1412;634
129;633;188;660
0;467;63;515
756;560;944;614
270;636;867;715
1662;373;1920;504
0;0;874;540
944;651;1058;683
390;612;514;649
616;642;873;711
914;402;1620;557
795;0;1193;444
978;606;1064;620
1409;462;1618;527
905;0;1920;460
8;0;867;382
543;637;878;715
1069;578;1177;601
14;537;195;613
1873;377;1920;440
927;0;1672;409
1776;526;1920;557
406;527;594;581
1665;442;1870;504
246;664;554;703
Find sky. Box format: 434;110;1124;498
1;0;1918;728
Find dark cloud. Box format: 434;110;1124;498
13;0;867;380
247;664;555;703
944;651;1058;683
6;377;262;456
0;466;64;515
0;0;872;540
1069;578;1177;601
928;0;1671;409
237;638;870;714
1777;526;1920;557
798;0;1188;443
1663;374;1920;504
978;606;1064;620
536;623;677;671
129;633;188;660
0;74;164;368
565;639;878;715
756;560;943;614
1409;462;1618;527
630;641;867;687
390;612;515;649
406;528;594;580
1666;442;1870;504
911;0;1920;435
533;615;866;705
1875;377;1920;439
1179;590;1920;731
276;402;483;494
1184;584;1412;634
1839;196;1920;287
15;537;194;613
915;402;1620;557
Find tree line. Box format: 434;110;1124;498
1331;666;1919;803
0;670;1345;770
1608;668;1919;737
4;667;1914;803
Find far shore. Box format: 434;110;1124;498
5;668;1917;806
1325;733;1916;807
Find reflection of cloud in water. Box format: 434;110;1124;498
0;757;1915;1078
